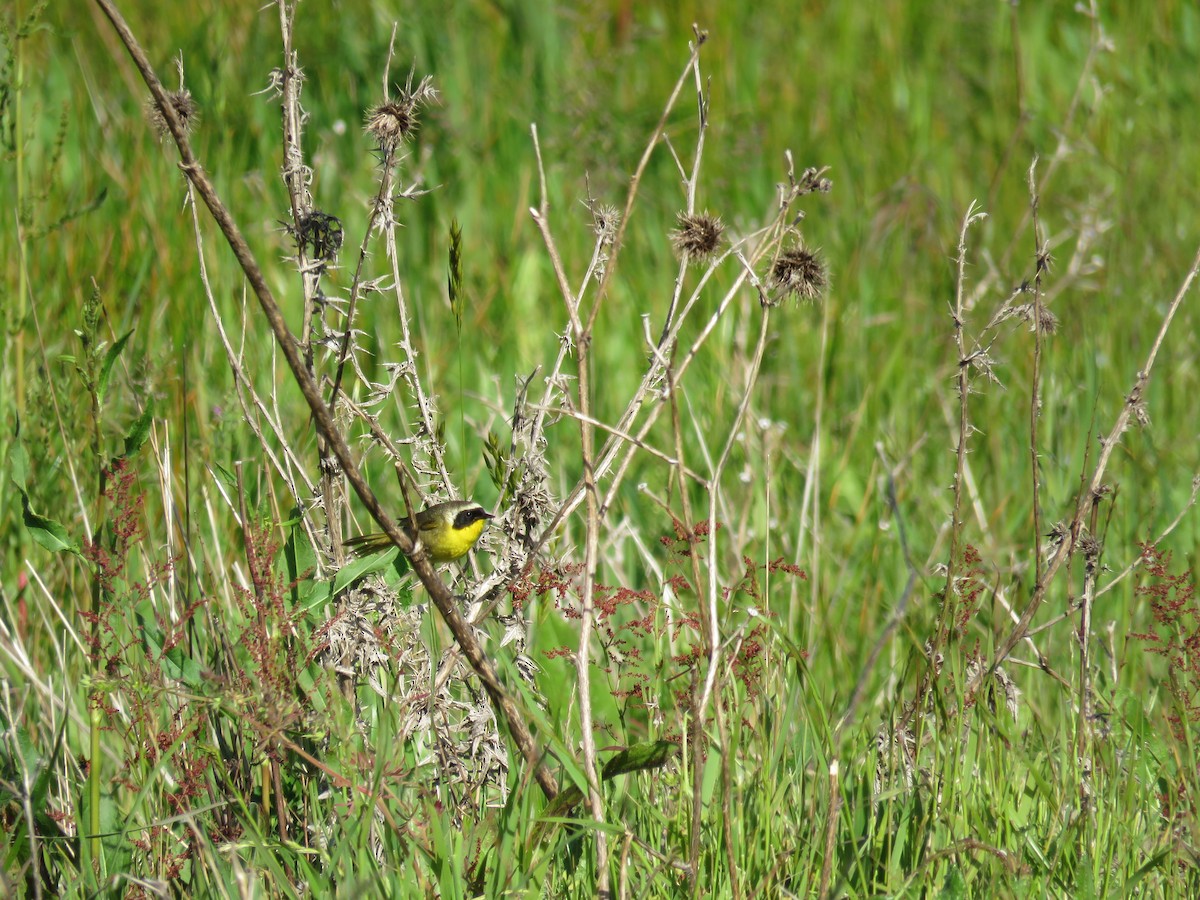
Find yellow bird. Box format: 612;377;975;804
345;500;494;563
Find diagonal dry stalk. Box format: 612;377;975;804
94;0;559;803
523;34;719;887
974;236;1200;695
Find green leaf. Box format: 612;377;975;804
212;462;237;489
281;512;321;607
97;328;135;405
122;396;155;458
8;416;29;492
599;740;678;779
159;642;203;688
78;787;133;887
938;866;967;899
330;547;405;597
535;741;679;843
19;489;80;555
138;607;203;689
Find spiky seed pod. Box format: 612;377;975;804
364;100;417;148
669;212;725;260
146;89;199;139
767;243;828;305
364;76;439;155
590;203;620;246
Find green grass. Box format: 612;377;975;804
4;0;1200;896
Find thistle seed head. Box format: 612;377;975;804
767;243;828;305
669;211;725;260
146;89;199;139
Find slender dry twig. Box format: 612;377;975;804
818;759;842;900
95;0;559;802
1027;158;1047;586
528;107;608;889
976;236;1200;692
902;202;986;732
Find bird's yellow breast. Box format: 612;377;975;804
418;515;488;562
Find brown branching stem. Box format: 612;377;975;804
904;202;986;731
974;237;1200;695
94;0;559;803
529;143;610;894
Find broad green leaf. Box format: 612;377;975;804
20;489;80;555
121;396;155;457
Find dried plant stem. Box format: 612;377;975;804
529;138;608;888
585;28;706;336
327;23;399;416
1076;550;1097;754
381;193;455;493
540;222;782;543
977;236;1200;691
818;759;841;899
944;202;987;640
659;44;710;346
185;184;323;561
793;292;830;634
1027;159;1046;586
665;365;708;887
272;2;352;559
904;202;986;730
96;0;558;803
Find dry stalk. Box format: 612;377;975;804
902;201;987;732
95;0;559;803
976;237;1200;693
1027;159;1047;586
528;99;609;894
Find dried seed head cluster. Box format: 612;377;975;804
364;75;439;154
146;88;198;139
794;166;834;196
669;211;725;260
767;242;828;305
967;658;1022;721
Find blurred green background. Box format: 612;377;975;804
4;1;1200;890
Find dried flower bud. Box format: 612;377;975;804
767;243;828;305
590;203;620;246
1037;307;1059;334
364;75;439;154
669;211;725;260
287;210;344;262
146;89;198;139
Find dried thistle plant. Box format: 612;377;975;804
669;211;725;260
145;87;198;139
767;242;829;305
364;74;439;155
